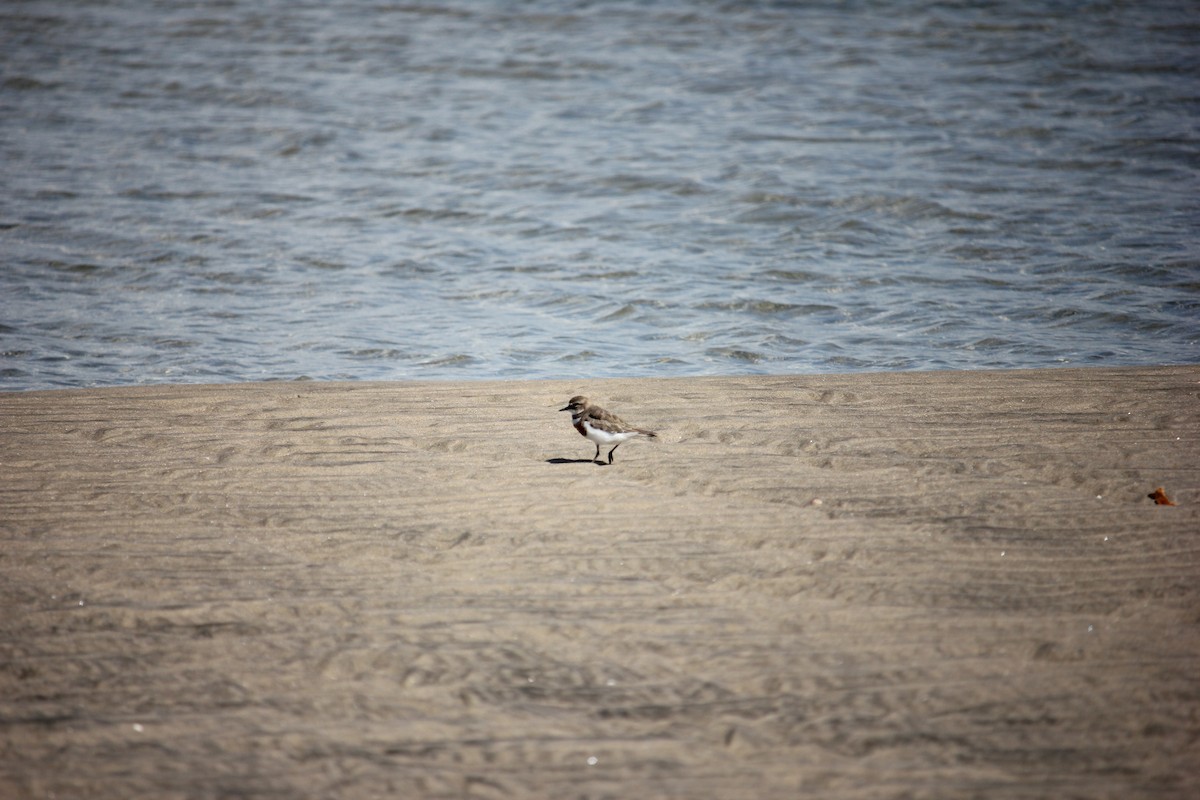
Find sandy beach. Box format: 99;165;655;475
2;366;1198;799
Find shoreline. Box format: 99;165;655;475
2;365;1198;798
6;359;1200;395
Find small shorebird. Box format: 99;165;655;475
559;396;658;464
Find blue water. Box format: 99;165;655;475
2;0;1198;390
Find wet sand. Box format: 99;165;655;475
2;366;1198;799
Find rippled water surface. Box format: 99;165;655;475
2;0;1198;389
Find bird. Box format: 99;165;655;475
559;395;657;464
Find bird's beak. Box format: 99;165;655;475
558;405;571;412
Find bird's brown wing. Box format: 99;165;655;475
585;406;634;434
588;406;658;437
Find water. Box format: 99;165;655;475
2;0;1198;390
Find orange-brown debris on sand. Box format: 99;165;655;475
1148;487;1176;505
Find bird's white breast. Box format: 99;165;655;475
579;418;636;445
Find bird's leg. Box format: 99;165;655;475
607;444;619;464
593;443;601;463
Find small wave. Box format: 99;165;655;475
832;194;991;223
571;270;642;281
558;350;599;362
698;300;840;316
598;173;713;197
3;76;58;91
346;348;407;361
763;269;829;283
599;304;637;322
706;347;765;364
419;354;479;368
